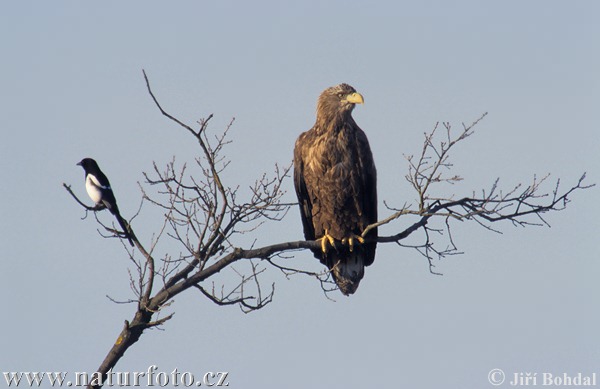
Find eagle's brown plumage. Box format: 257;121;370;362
293;83;377;295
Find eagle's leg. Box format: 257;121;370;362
341;234;365;253
318;229;336;253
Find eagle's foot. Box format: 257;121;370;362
318;229;336;253
341;234;365;252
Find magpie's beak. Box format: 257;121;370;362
76;161;82;166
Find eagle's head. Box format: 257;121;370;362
316;83;364;128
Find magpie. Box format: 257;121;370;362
77;158;134;246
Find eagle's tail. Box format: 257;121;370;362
330;251;365;296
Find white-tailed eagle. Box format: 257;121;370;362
293;84;377;295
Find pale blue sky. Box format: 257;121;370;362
1;1;599;388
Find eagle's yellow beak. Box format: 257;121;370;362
345;92;364;104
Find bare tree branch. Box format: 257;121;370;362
63;72;592;388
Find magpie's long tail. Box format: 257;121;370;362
114;211;134;247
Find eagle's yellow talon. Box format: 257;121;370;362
342;234;365;252
319;229;336;253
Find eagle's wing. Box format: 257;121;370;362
293;134;318;252
356;127;378;266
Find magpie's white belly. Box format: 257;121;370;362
85;175;104;204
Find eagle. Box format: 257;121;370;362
293;83;378;295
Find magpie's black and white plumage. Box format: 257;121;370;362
77;158;134;246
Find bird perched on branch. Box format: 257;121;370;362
293;83;378;295
77;158;134;247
